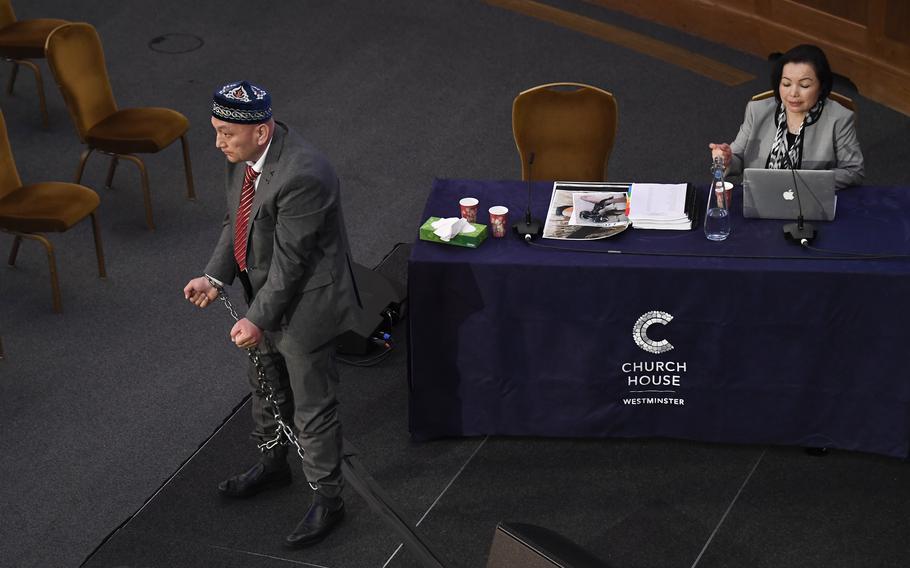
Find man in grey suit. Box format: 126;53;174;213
184;80;361;548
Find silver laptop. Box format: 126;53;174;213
742;168;837;221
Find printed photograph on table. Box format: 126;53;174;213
543;182;631;240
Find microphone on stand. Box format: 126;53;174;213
513;151;543;242
781;150;816;245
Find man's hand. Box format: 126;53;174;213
184;276;219;308
230;318;262;349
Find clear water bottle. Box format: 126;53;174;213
704;157;731;241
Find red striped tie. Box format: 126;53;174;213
233;165;259;271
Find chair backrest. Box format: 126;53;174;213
512;82;618;182
751;89;856;113
0;111;23;200
0;0;15;29
45;22;117;142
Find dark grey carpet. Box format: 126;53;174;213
1;1;908;567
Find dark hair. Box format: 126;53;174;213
770;44;833;103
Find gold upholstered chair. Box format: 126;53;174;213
0;109;105;313
752;89;856;113
45;22;195;230
512;82;618;182
0;0;67;127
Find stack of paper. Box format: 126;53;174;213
627;183;696;230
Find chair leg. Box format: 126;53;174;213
74;148;94;184
36;234;62;313
119;153;154;230
105;155;119;189
14;232;61;313
89;212;107;278
180;134;196;200
18;60;49;129
5;60;18;94
7;235;22;266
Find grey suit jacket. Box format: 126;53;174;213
727;98;864;189
205;122;361;353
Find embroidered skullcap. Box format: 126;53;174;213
212;80;272;124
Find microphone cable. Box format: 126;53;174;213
799;242;910;259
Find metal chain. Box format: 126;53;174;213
206;276;318;491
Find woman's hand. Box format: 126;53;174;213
708;143;732;168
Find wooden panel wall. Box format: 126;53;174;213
587;0;910;116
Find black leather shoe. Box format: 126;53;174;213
284;496;345;549
217;461;292;498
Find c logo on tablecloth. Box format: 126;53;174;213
633;311;674;354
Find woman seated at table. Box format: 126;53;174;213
709;44;864;189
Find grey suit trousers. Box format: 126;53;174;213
249;330;343;499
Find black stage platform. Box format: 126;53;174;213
82;389;910;568
80;245;910;567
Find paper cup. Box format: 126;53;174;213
714;181;734;209
459;197;479;223
489;205;509;238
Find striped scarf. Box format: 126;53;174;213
766;98;825;170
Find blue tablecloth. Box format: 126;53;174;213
408;179;910;458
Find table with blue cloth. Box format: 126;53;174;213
407;179;910;458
